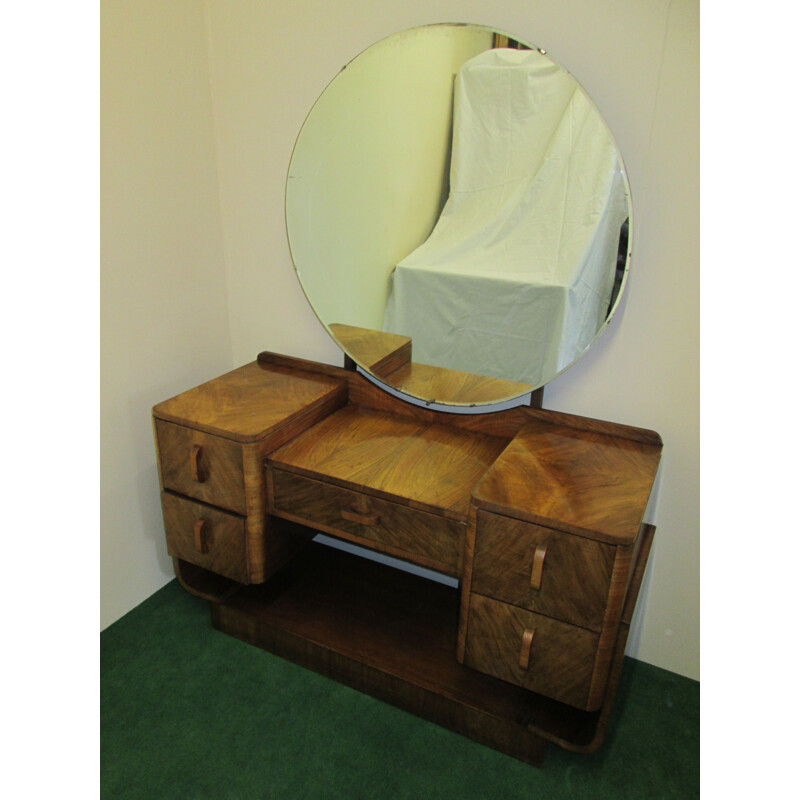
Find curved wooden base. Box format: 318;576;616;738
173;557;242;604
207;524;654;765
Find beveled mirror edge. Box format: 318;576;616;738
283;22;634;411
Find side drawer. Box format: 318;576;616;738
269;468;463;576
463;593;600;710
472;511;616;631
156;420;245;514
161;492;249;583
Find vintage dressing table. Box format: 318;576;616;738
152;25;661;766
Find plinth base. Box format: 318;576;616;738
207;526;653;765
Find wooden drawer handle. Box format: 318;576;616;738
193;518;209;554
530;543;548;590
340;508;380;526
190;445;206;483
519;627;535;670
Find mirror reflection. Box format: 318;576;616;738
286;24;631;407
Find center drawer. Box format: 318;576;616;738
268;468;464;576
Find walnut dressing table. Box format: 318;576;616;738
154;23;660;766
153;352;661;766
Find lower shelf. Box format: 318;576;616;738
207;529;653;765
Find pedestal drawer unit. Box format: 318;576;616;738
461;510;634;710
461;418;663;712
153;361;348;591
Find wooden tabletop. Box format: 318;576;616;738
152;361;347;442
472;419;662;544
267;404;510;520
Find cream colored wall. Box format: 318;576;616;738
543;0;700;680
206;0;699;680
100;0;233;628
287;25;491;331
102;0;699;681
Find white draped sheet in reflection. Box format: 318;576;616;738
383;48;630;387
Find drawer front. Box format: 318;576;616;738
156;420;245;514
161;492;249;583
464;593;599;710
270;469;463;575
472;511;615;631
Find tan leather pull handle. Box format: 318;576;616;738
519;627;535;670
530;543;548;590
190;445;205;483
341;508;380;526
193;519;209;554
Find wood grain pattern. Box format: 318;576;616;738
527;523;657;752
190;445;205;482
472;420;662;545
153;360;347;442
456;505;479;663
161;492;249;583
339;508;380;526
210;527;657;760
519;628;535;669
328;323;412;377
155;361;347;585
256;352;660;443
472;511;616;631
586;542;635;708
155;354;664;761
530;544;547;590
172;558;242;603
240;440;268;581
257;351;543;437
193;519;209;553
269;468;464;576
275;331;535;407
156;420;246;513
524;407;663;447
211;541;550;765
242;443;312;584
381;361;535;406
463;593;600;710
267;404;508;520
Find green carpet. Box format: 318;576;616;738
101;580;699;799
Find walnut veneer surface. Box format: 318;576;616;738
152;354;662;765
328;323;536;404
268;404;508;520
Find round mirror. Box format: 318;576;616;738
286;23;631;408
